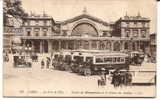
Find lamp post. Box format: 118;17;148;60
19;46;22;55
25;44;32;58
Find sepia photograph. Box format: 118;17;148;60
3;0;157;97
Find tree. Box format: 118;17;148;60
3;0;28;26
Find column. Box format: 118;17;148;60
40;40;43;53
129;40;132;51
74;40;76;50
59;41;61;50
135;42;138;51
66;41;68;50
48;40;52;53
89;41;92;50
138;41;141;51
111;41;114;51
96;41;99;50
121;41;125;51
31;41;34;52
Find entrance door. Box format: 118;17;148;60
34;40;40;53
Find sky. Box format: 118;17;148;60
21;0;156;33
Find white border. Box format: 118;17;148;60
0;0;160;100
156;1;160;99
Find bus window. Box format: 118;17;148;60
86;57;93;63
74;56;83;63
109;58;112;62
96;58;104;63
105;58;112;63
112;58;116;62
120;58;124;62
104;58;112;63
65;55;71;62
117;57;120;62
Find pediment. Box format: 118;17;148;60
61;13;109;26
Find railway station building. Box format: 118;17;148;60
20;10;150;54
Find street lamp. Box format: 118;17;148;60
19;46;22;55
25;47;28;56
28;47;32;56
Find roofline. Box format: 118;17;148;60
60;13;109;26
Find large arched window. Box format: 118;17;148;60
71;23;98;37
91;41;97;50
84;41;89;49
100;41;105;50
113;42;121;51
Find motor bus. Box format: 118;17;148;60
53;50;130;76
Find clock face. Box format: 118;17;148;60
71;23;98;36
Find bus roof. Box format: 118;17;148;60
60;50;129;57
94;53;128;57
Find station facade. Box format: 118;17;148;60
21;11;150;54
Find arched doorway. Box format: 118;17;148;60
100;41;105;50
61;41;66;50
34;40;40;53
71;23;98;37
124;42;129;50
84;41;89;49
105;41;111;50
113;42;121;51
91;41;97;50
68;40;74;50
132;42;136;51
52;40;59;51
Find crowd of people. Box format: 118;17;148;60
111;70;132;87
97;70;132;88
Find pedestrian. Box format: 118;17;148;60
41;59;45;69
46;59;50;69
52;58;55;69
117;72;121;87
120;72;125;87
112;71;118;87
127;72;132;86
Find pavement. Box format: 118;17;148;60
2;54;156;97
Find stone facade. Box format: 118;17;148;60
150;33;156;62
20;12;150;54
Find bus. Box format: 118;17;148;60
53;50;130;76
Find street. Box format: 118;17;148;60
3;54;156;97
